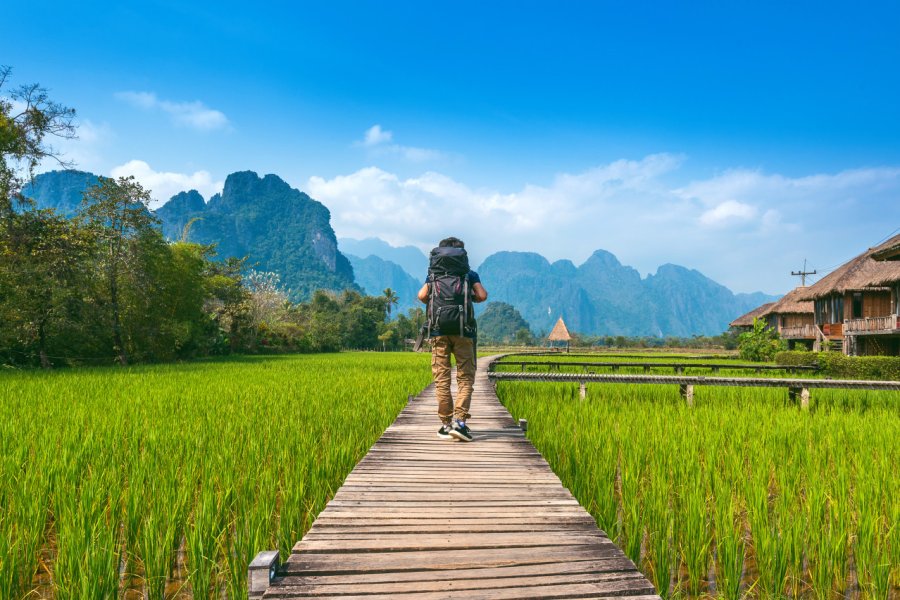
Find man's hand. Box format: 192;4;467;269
472;282;488;303
417;283;430;303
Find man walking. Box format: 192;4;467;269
417;237;488;442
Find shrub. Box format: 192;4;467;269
776;351;900;380
738;318;787;362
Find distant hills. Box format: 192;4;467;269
23;169;777;335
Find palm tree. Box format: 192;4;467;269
383;287;399;317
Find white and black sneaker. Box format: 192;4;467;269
450;420;474;442
437;424;454;440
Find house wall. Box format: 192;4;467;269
781;313;814;328
862;291;892;318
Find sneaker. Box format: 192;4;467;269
437;424;453;440
450;421;473;442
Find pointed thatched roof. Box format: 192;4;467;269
801;233;900;299
729;303;775;328
547;317;572;341
760;287;814;316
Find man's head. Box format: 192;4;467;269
439;237;465;249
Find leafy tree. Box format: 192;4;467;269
0;66;76;208
80;176;160;365
738;318;787;362
0;208;93;366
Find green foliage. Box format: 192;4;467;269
478;301;534;345
777;351;900;380
0;353;432;599
738;318;787;362
0;66;76;205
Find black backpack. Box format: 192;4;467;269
426;246;476;337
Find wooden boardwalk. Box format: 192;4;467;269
263;355;660;599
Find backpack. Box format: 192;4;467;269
426;246;476;337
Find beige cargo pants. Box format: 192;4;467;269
431;335;476;424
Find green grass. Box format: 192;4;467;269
0;353;431;599
498;380;900;599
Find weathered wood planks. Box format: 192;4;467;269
262;355;660;599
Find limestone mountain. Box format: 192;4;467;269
477;250;779;337
339;237;428;280
20;170;98;215
22;169;356;301
346;253;421;316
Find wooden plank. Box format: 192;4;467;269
263;354;660;600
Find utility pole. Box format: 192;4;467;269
791;259;816;287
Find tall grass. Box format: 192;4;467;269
499;380;900;599
0;353;431;599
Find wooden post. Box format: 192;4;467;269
612;364;620;372
519;418;528;432
579;382;586;400
643;365;650;373
675;365;684;375
679;384;694;407
800;387;810;409
248;550;280;599
712;366;720;374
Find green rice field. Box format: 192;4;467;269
498;379;900;599
0;353;431;599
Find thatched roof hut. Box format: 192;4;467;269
729;303;774;328
761;287;813;316
548;317;572;341
801;233;900;299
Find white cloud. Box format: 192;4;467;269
699;200;758;226
308;157;900;294
363;124;392;146
110;160;223;208
115;91;230;131
355;124;445;162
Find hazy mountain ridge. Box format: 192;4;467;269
345;253;421;316
23;170;778;335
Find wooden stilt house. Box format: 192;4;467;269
801;234;900;355
547;317;572;352
729;302;775;332
760;288;816;349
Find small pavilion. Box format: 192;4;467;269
547;317;572;352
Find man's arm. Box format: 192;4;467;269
472;282;488;303
417;283;430;303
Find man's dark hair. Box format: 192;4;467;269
439;237;465;248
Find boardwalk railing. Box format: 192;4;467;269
488;371;900;408
493;361;819;375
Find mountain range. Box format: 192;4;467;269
23;169;778;336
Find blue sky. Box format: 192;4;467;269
4;0;900;293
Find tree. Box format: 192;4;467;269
382;287;399;318
0;66;76;208
0;208;93;366
80;176;159;365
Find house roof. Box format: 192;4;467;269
729;303;774;328
760;287;814;316
801;233;900;299
547;317;572;341
871;237;900;261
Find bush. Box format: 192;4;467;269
776;351;900;380
775;350;819;367
738;318;787;362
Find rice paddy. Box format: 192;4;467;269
497;378;900;599
0;353;431;599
